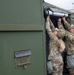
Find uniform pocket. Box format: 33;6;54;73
47;60;53;74
67;55;74;68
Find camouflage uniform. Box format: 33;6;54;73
58;21;74;75
46;20;63;75
57;21;65;30
63;20;71;31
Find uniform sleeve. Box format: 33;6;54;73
64;21;71;31
57;21;65;29
50;20;55;32
45;20;56;40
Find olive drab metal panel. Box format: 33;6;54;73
0;0;46;75
0;0;42;25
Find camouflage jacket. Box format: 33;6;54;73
49;20;55;32
46;20;61;60
58;21;65;29
58;21;74;55
64;31;74;55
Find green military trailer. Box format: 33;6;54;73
0;0;46;75
0;0;73;75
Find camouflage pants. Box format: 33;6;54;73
69;69;74;75
52;55;63;75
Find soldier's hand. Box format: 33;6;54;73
46;16;50;21
62;17;66;21
58;18;61;22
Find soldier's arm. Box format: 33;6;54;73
57;18;65;29
62;17;71;31
45;16;55;39
50;20;55;32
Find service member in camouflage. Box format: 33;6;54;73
62;17;74;34
58;17;74;75
46;16;64;75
